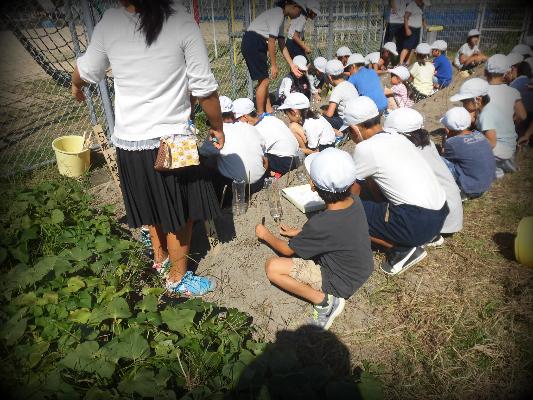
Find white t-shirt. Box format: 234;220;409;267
418;141;463;234
454;43;481;68
255;115;299;157
303;116;336;148
389;0;408;24
200;122;266;183
329;81;359;118
77;6;217;142
287;15;306;40
352;132;446;210
410;61;435;96
405;1;424;28
247;7;285;39
477;102;518;160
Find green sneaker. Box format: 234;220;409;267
309;295;345;330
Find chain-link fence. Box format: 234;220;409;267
0;0;531;178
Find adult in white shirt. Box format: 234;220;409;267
454;29;487;70
399;0;430;65
200;97;267;201
384;108;463;237
342;96;449;276
322;59;359;130
233;98;300;176
482;54;527;174
241;0;306;115
71;0;224;296
384;0;408;45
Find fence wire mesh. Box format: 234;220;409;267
0;0;531;178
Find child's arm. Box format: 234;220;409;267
482;130;497;148
256;224;295;256
323;102;338;118
280;224;302;238
291;31;310;54
268;36;279;78
279;37;303;78
514;99;527;122
384;87;393;96
403;12;412;37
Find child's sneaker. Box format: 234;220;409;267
425;235;444;248
308;295;345;330
152;257;171;277
166;271;217;297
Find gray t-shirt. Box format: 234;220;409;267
289;198;374;299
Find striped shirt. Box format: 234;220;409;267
392;83;413;108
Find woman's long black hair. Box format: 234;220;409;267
129;0;175;46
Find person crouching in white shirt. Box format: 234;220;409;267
342;96;449;276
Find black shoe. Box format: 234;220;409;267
380;246;427;276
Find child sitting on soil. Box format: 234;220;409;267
384;108;463;238
431;40;452;89
364;52;381;72
384;66;414;110
277;55;312;104
440;106;495;199
321;59;359;130
374;42;399;75
255;147;374;331
309;56;328;101
232;97;299;177
454;29;487;73
408;43;435;101
346;53;388;113
199;96;268;205
281;92;337;154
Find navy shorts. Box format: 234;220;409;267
402;27;421;50
384;22;404;46
322;115;344;130
362;199;449;250
266;153;298;174
241;31;269;81
286;39;308;60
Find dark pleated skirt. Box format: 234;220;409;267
116;147;221;234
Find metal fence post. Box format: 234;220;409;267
228;0;238;99
476;0;487;47
80;0;115;136
327;0;334;59
243;0;254;99
64;0;98;127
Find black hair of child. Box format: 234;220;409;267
361;115;382;129
402;128;431;149
516;61;532;78
315;187;352;204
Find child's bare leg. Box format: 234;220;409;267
166;219;193;283
399;48;410;65
148;225;168;263
265;257;325;304
387;96;398;111
256;78;270;115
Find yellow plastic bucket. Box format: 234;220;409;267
515;216;533;267
52;135;90;177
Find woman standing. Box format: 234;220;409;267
71;0;225;296
241;0;306;115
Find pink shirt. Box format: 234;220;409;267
392;83;414;108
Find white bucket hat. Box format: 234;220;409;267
278;92;310;110
486;54;511;74
313;56;327;73
431;40;448;51
306;0;321;16
325;59;345;76
342;96;379;127
384;108;424;133
304;148;357;193
232;98;255;118
510;44;532;57
219;96;233;113
449;78;489;102
383;42;398;56
440;107;472;131
365;52;381;65
467;29;481;38
293;55;308;71
388;66;410;81
415;43;431;55
336;46;352;57
507;52;524;67
346;53;366;67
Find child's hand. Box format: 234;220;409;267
255;224;270;241
279;224;300;238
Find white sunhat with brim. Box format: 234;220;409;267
467;28;481;38
306;0;321;16
304;148;358;193
383;42;399;56
232;97;255;119
292;0;307;11
486;54;511;74
511;43;533;57
346;53;366;67
313;56;327;73
336;46;352;57
219;96;233;113
440;107;472;131
342;96;379;129
507;52;524;67
449;78;489;102
383;108;424;133
415;43;431;55
293;55;309;71
278;92;310;110
388;65;410;81
325;59;345;76
431;39;448;51
365;52;381;64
